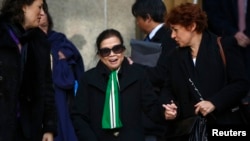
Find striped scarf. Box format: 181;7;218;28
102;70;123;129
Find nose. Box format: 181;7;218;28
109;50;116;56
171;31;176;39
40;8;45;15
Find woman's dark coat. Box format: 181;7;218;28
0;17;57;141
48;30;84;141
48;30;84;89
161;30;249;124
71;59;163;141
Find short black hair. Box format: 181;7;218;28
96;29;124;50
131;0;167;22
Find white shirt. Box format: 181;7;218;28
148;23;164;40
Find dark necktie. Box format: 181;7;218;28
144;35;150;42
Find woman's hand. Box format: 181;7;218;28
194;100;215;116
126;56;133;65
42;132;54;141
162;100;177;120
58;51;66;60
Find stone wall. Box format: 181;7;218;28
47;0;136;70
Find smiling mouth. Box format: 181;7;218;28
109;58;118;62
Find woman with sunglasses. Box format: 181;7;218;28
71;29;166;141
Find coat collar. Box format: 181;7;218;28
87;59;139;93
178;30;218;85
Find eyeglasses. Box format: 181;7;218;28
98;44;125;57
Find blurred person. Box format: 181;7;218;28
71;29;167;141
202;0;250;47
131;0;176;140
39;1;84;141
0;0;57;141
202;0;250;122
161;2;249;141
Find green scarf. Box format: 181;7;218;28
102;70;123;129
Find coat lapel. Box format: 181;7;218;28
118;63;138;92
87;59;138;93
178;47;195;81
88;62;109;93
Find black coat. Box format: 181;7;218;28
203;0;250;122
160;30;249;124
146;25;177;87
71;59;163;141
141;25;177;138
0;18;57;141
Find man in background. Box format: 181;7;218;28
131;0;176;140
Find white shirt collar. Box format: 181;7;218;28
148;23;164;40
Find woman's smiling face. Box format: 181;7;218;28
99;36;125;70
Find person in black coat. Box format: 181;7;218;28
39;2;84;141
202;0;250;122
131;0;176;140
0;0;57;141
131;0;177;89
71;29;166;141
162;3;249;141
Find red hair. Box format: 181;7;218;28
165;2;207;33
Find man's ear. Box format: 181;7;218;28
145;14;152;23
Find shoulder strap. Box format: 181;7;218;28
217;37;226;66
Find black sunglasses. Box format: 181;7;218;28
98;44;125;57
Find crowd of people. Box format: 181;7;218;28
0;0;249;141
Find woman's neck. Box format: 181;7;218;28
190;33;202;58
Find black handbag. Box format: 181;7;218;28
165;52;209;140
165;116;207;141
188;116;208;141
166;116;197;137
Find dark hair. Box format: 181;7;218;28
43;0;54;31
131;0;166;22
165;2;207;33
1;0;36;24
96;29;124;50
